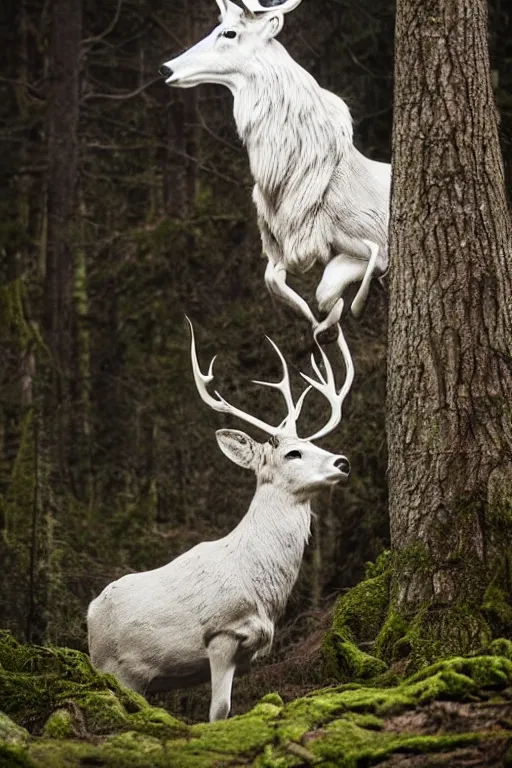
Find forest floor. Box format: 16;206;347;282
2;630;512;767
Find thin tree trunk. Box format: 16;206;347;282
385;0;512;665
44;0;82;475
72;189;92;502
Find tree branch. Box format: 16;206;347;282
81;0;123;50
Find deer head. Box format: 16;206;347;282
159;0;303;91
186;317;352;495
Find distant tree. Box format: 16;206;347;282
44;0;82;474
386;0;512;664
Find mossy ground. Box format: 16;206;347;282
2;631;512;766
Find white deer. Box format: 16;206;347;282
87;318;352;721
160;0;391;341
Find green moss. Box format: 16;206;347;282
0;280;31;348
2;639;512;767
0;712;32;767
486;638;512;659
407;655;512;692
75;690;132;734
309;723;483;768
257;692;284;708
1;412;36;545
371;533;512;672
189;701;281;754
127;704;187;739
482;575;512;636
486;466;512;534
0;631;187;740
323;639;387;683
0;712;30;746
25;734;168;768
0;744;36;768
362;550;391;580
322;554;390;681
376;602;494;670
374;607;408;661
41;710;74;740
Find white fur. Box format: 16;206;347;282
87;429;349;721
161;2;391;327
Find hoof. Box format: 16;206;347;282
315;325;340;345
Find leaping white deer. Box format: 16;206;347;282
87;318;352;721
160;0;391;341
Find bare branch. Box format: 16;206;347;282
81;0;123;50
195;104;242;153
82;76;161;102
149;11;186;50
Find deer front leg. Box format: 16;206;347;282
207;634;239;722
265;261;319;329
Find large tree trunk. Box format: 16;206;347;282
385;0;512;665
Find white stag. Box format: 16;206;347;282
87;318;352;721
160;0;391;340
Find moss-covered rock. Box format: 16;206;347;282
0;631;187;740
0;713;33;768
41;710;74;740
3;632;512;766
0;712;30;746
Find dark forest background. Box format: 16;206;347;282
0;0;510;668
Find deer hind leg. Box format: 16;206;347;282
207;634;239;722
316;240;381;324
265;261;319;329
97;655;152;696
351;240;380;318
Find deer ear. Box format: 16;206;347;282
215;429;260;470
260;12;284;40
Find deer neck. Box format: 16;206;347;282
232;41;351;198
231;482;312;620
233;42;317;137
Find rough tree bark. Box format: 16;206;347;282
385;0;512;665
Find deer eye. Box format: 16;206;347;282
222;30;237;38
285;450;302;460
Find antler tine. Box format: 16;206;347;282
293;383;313;425
299;323;355;442
252;336;300;436
239;0;303;15
187;317;283;437
238;0;256;17
270;0;303;13
215;0;229;19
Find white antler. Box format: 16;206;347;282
301;328;354;441
187;316;304;437
239;0;303;14
187;317;353;441
216;0;229;18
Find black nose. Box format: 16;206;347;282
159;64;172;78
334;457;350;474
